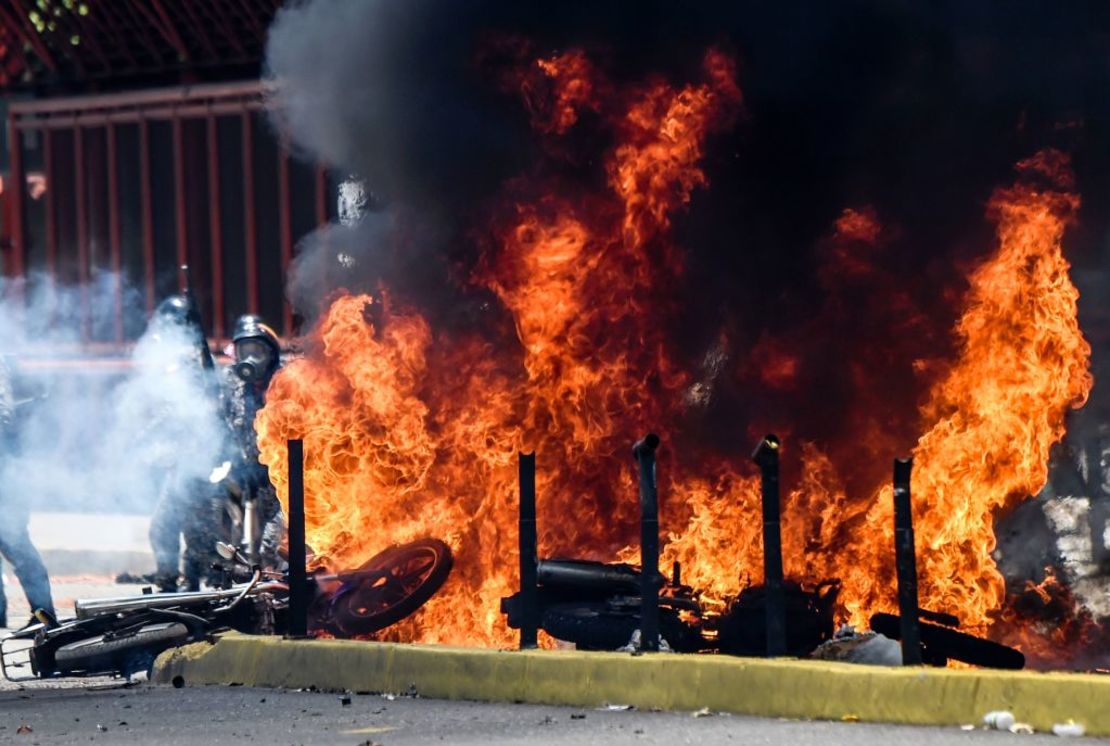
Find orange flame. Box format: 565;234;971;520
823;150;1091;632
258;40;1092;659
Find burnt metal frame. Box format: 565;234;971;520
893;457;922;664
634;434;662;652
286;438;309;639
752;434;786;657
517;452;539;649
5;81;324;342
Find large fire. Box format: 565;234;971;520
257;46;1093;655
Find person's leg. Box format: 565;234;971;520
0;520;54;618
182;482;226;590
149;487;184;592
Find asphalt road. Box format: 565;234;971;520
0;681;1105;746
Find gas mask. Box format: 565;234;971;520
234;339;276;383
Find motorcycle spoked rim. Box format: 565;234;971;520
317;538;453;636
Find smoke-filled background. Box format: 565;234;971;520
266;0;1110;486
0;274;227;515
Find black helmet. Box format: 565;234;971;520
151;293;214;370
231;314;281;383
154;294;203;329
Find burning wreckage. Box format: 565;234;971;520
5;27;1108;678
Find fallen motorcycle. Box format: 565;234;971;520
1;538;453;681
500;557;840;655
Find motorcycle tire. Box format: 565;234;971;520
327;539;453;636
53;622;190;676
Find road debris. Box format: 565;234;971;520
984;710;1016;730
16;723;32;735
1052;721;1085;737
811;626;901;666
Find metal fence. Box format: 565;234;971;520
2;80;331;345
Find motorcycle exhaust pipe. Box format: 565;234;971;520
243;498;260;568
536;559;641;593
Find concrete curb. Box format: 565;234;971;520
153;634;1110;735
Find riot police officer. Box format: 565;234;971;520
221;314;284;568
144;293;222;592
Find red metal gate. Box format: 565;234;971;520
4;80;330;346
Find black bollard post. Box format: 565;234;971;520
893;457;922;665
518;452;539;649
633;433;661;653
286;439;309;639
752;434;786;657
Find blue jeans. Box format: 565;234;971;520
0;513;54;622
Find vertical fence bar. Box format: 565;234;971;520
893;457;922;665
518;451;539;649
139;117;155;311
5;114;25;282
286;438;309;638
634;433;661;652
278;144;293;335
314;164;328;226
106;123;123;342
753;434;786;657
241;112;258;314
171;114;188;278
74;125;89;339
42;129;56;278
206;114;225;340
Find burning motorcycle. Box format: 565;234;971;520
1;538;453;681
501;557;840;654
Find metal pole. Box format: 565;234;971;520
43;129;56;278
752;434;786;657
206;114;225;340
74;125;89;339
518;452;538;649
286;439;309;639
314;165;329;226
893;457;922;665
5;114;25;281
241;112;258;314
278;143;293;336
106;123;123;342
633;433;661;652
138;117;155;312
171;115;188;276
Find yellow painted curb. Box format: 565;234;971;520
153;634;1110;734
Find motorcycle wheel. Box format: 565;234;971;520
53;622;190;676
325;539;453;636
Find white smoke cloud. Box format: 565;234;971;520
0;274;227;516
